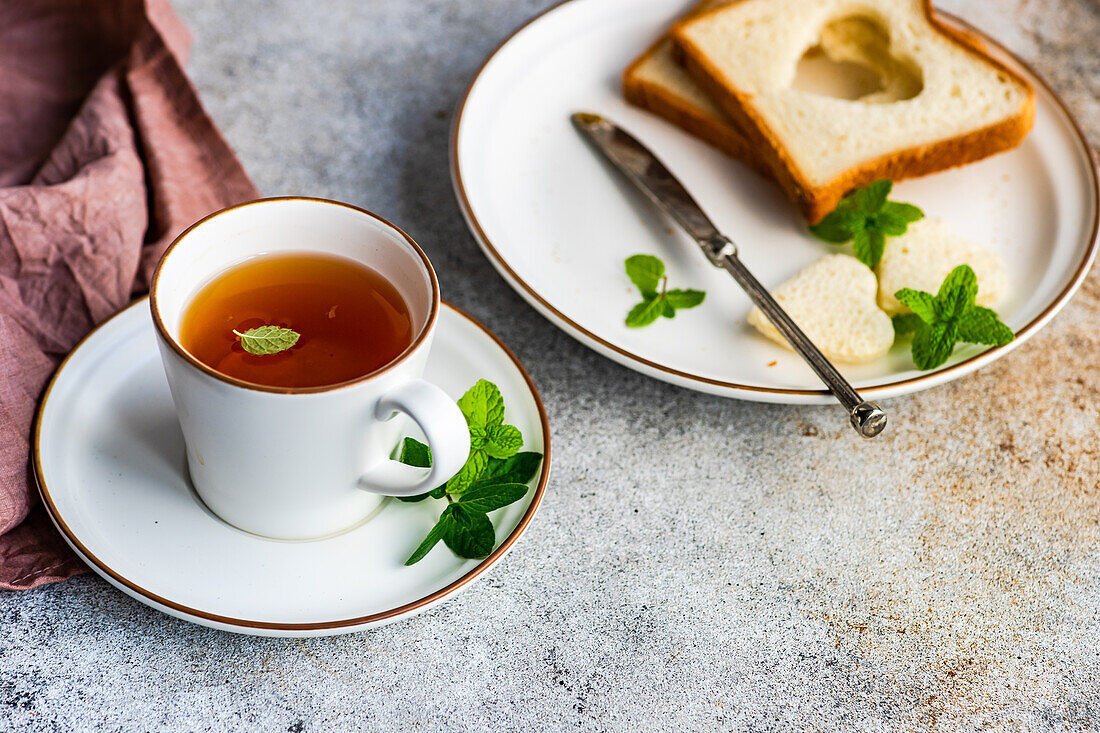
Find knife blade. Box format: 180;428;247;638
571;112;887;438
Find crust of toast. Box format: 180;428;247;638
623;55;774;177
672;0;1036;223
622;4;774;178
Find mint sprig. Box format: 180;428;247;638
394;379;543;565
624;254;705;327
893;264;1014;370
809;180;924;268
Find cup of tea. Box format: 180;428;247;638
150;197;471;540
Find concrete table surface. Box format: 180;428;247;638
5;0;1098;730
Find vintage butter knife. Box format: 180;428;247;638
571;112;887;438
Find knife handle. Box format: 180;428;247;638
711;239;887;438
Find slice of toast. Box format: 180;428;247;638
622;1;773;178
673;0;1035;223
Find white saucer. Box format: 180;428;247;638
451;0;1099;404
34;299;550;637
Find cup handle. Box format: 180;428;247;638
358;379;470;496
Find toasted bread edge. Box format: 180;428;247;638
622;7;774;178
672;0;1037;223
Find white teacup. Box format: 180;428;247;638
150;197;471;540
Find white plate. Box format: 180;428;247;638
34;300;550;637
451;0;1098;404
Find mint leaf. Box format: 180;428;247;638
441;505;496;559
665;289;705;309
398;436;430;467
624;255;706;328
446;449;489;494
896;265;1014;370
395;379;544;566
892;313;923;337
895;288;938;324
468;426;486;451
829;187;868;215
809;207;863;243
477;452;542;487
457;379;505;429
808;181;923;268
626;296;664;327
937;264;978;320
455;483;529;513
404;510;451;565
233;325;300;355
449;379;525;493
624;255;664;298
880;201;924;224
957;306;1014;346
853;228;886;268
857;179;892;211
484;424;522;459
395;437;442;502
870;210;909;237
912;322;957;370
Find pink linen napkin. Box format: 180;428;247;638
0;0;258;589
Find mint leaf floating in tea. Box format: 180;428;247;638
892;264;1014;370
623;254;705;327
809;180;924;269
233;325;300;355
391;379;543;565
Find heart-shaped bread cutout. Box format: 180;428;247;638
790;15;923;103
876;217;1008;316
748;254;893;364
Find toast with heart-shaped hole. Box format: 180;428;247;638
748;254;894;363
674;0;1035;223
